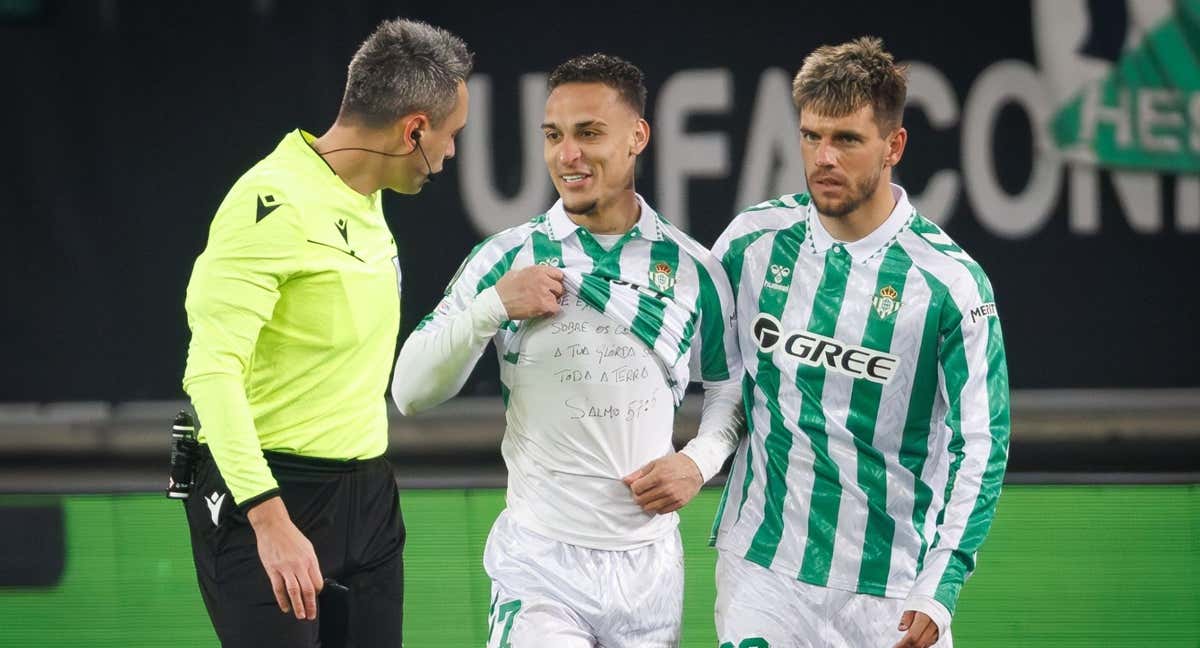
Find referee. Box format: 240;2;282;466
181;19;471;647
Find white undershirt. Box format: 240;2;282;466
501;287;678;549
590;232;624;250
391;286;744;550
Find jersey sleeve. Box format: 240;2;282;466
413;230;525;334
390;231;525;414
711;207;775;301
908;274;1010;618
181;188;303;507
688;250;742;384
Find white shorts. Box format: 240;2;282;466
483;509;684;648
715;550;953;648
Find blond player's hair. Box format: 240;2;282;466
792;36;908;134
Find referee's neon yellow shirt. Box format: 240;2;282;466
183;130;400;506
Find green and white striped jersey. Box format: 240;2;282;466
710;185;1010;616
416;194;740;404
404;194;742;548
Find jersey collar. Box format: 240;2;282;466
290;129;379;208
806;183;913;261
545;193;665;242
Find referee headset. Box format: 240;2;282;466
316;120;438;183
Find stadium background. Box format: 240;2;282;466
1;0;1197;646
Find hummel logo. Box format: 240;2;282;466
335;219;349;245
769;264;792;284
205;491;226;526
256;194;280;222
764;263;792;292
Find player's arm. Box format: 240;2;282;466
391;241;563;415
678;253;744;480
182;190;323;619
901;280;1010;645
627;252;744;514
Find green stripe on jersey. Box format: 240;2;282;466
415;236;523;331
575;230;622;311
796;249;853;586
531;228;563;267
693;260;731;381
720;231;768;299
851;244;914;594
743;222;806;567
734;373;759;521
630;239;679;349
710;372;759;545
476;244;525;294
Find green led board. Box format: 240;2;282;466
0;485;1196;646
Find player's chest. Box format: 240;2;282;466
516;294;659;385
741;251;939;384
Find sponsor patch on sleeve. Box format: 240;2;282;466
968;301;998;324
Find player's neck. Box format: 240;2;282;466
569;190;640;236
818;180;896;242
310;124;400;196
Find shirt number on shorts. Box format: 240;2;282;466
720;639;769;648
488;598;521;648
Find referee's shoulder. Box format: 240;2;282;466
210;158;311;234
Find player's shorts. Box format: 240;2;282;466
715;550;954;648
483;509;683;648
184;446;405;648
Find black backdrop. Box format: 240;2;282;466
2;0;1196;401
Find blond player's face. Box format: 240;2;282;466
542;82;648;216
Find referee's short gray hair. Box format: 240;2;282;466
339;19;473;128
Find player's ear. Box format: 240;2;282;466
630;119;650;156
885;126;907;167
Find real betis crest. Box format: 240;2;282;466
650;261;674;292
872;285;902;319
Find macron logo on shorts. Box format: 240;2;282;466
205;491;226;526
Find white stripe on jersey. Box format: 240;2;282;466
822;260;881;590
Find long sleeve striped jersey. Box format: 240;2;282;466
415;194;741;405
709;185;1010;617
405;194;742;548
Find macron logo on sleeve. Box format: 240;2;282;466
256;194;281;222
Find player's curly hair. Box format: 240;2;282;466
548;53;647;117
792;36;907;134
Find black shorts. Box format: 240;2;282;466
184;446;405;648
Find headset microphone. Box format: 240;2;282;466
412;130;436;184
315;129;437;183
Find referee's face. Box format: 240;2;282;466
542;82;648;216
398;81;469;193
